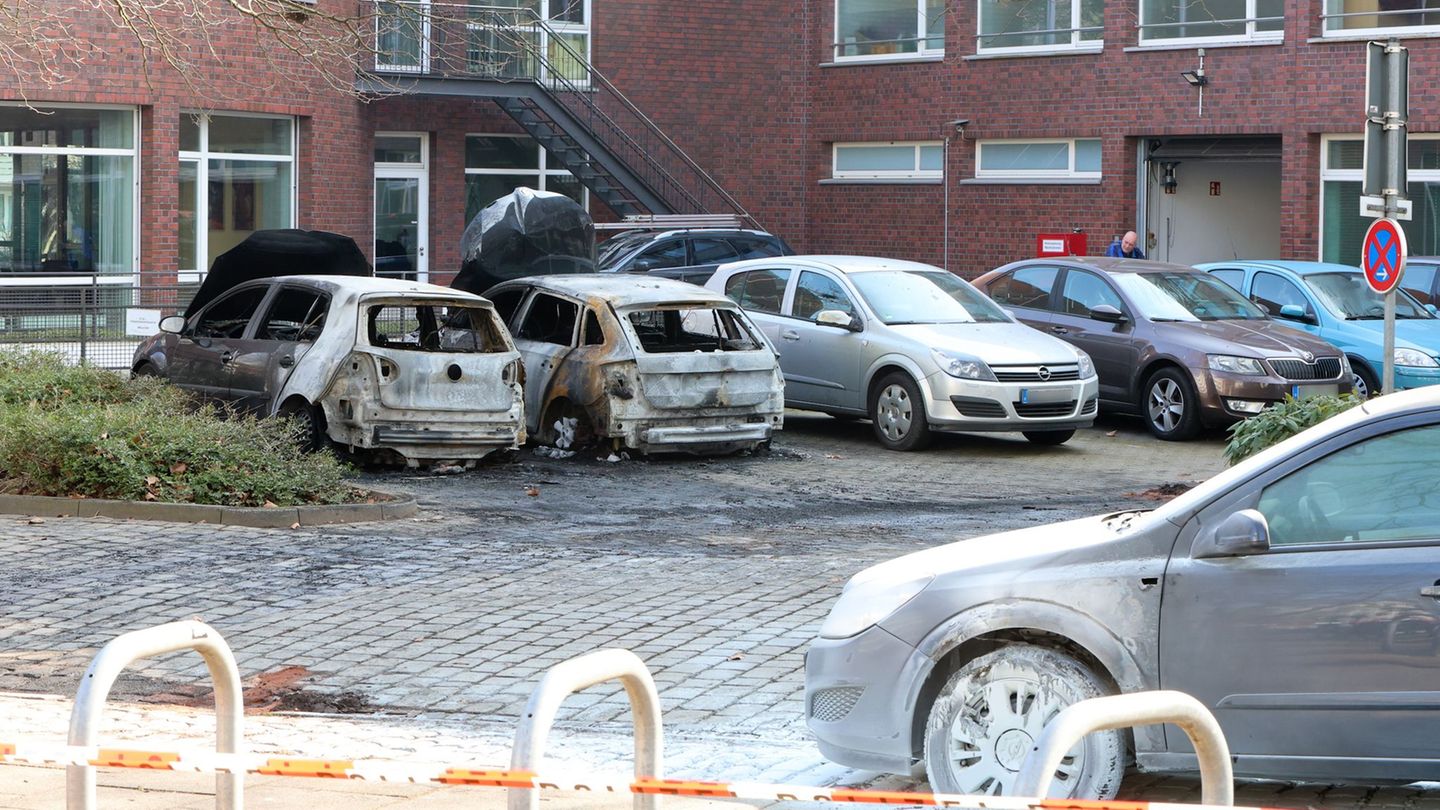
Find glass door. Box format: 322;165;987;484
374;133;428;282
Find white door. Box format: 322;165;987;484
374;133;429;282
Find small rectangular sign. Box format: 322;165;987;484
124;308;162;337
1359;195;1413;220
1041;239;1065;253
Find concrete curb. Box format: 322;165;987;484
0;490;416;527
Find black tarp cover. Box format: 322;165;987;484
185;229;373;317
450;187;595;295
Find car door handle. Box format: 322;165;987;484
1421;585;1440;598
780;330;800;341
220;351;236;365
1050;326;1070;335
278;355;294;368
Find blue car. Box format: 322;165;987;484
1197;260;1440;398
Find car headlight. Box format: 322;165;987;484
931;349;996;381
819;570;935;640
1339;354;1352;373
1076;351;1096;380
1394;348;1440;368
1207;354;1266;375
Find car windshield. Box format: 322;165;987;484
370;303;511;353
625;305;764;353
597;233;652;269
1113;271;1267;321
1307;272;1431;320
850;270;1011;325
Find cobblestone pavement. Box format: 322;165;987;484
1;414;1435;806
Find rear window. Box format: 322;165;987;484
367;304;509;353
625;306;764;353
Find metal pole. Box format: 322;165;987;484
1014;690;1233;805
943;134;950;272
509;648;662;810
67;620;243;810
1383;37;1403;393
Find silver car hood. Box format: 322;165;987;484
886;321;1080;365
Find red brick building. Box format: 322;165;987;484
0;0;1436;291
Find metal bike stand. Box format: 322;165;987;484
67;620;244;810
509;648;663;810
1014;690;1233;805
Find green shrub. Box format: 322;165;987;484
0;351;360;506
1224;394;1362;466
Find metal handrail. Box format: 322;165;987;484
977;24;1104;40
67;620;244;810
1014;690;1233;805
1322;7;1440;21
1139;16;1284;30
509;648;662;810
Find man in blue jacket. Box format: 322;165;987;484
1106;231;1145;259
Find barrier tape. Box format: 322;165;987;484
0;740;1269;810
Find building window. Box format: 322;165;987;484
835;0;945;60
0;105;136;279
978;0;1103;53
975;138;1101;180
1140;0;1283;44
1324;0;1440;35
463;0;590;82
1320;134;1440;263
179;113;296;278
832;142;943;180
376;0;430;72
464;134;585;223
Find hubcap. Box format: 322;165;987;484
1147;378;1185;433
876;384;913;442
944;668;1084;795
1353;372;1370;399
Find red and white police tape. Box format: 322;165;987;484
0;739;1276;810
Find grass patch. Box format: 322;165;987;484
0;349;362;506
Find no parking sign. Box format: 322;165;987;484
1362;217;1407;294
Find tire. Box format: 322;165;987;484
1022;429;1075;446
869;372;932;451
279;399;327;453
923;644;1124;799
132;363;160;379
1142;367;1200;441
1350;359;1379;400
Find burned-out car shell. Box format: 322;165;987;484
483;275;784;453
132;275;525;464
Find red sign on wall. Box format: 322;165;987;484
1036;232;1087;257
1209;181;1221;196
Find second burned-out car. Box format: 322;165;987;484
132;275;526;465
483;275;784;454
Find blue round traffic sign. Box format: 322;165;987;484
1362;218;1407;294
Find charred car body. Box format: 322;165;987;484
133;230;525;465
483;274;784;454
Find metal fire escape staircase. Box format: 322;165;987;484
357;3;755;226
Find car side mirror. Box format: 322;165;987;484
159;315;186;335
630;257;658;272
815;309;860;331
1427;304;1438;315
1278;304;1309;322
1089;304;1127;324
1194;509;1271;559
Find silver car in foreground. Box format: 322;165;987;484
806;386;1440;795
705;256;1098;450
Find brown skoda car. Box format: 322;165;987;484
975;257;1351;440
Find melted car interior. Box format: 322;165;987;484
626;306;762;353
368;304;508;353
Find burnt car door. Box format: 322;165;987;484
228;285;330;414
512;290;581;432
1053;268;1137;404
1161;416;1440;777
169;284;272;403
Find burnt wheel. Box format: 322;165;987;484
278;399;327;453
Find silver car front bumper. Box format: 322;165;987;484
923;372;1100;432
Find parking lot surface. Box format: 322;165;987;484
1;414;1434;805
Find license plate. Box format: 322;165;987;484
1019;387;1072;404
1291;384;1339;400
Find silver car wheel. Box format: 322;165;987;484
923;645;1123;799
1352;371;1370;400
876;383;913;441
1147;377;1185;433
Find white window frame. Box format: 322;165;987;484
179;112;298;283
1322;1;1440;38
1318;133;1440;261
832;141;942;180
1138;0;1284;46
375;0;431;73
464;133;588;209
0;102;140;285
833;0;944;63
977;0;1103;55
975;138;1102;181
